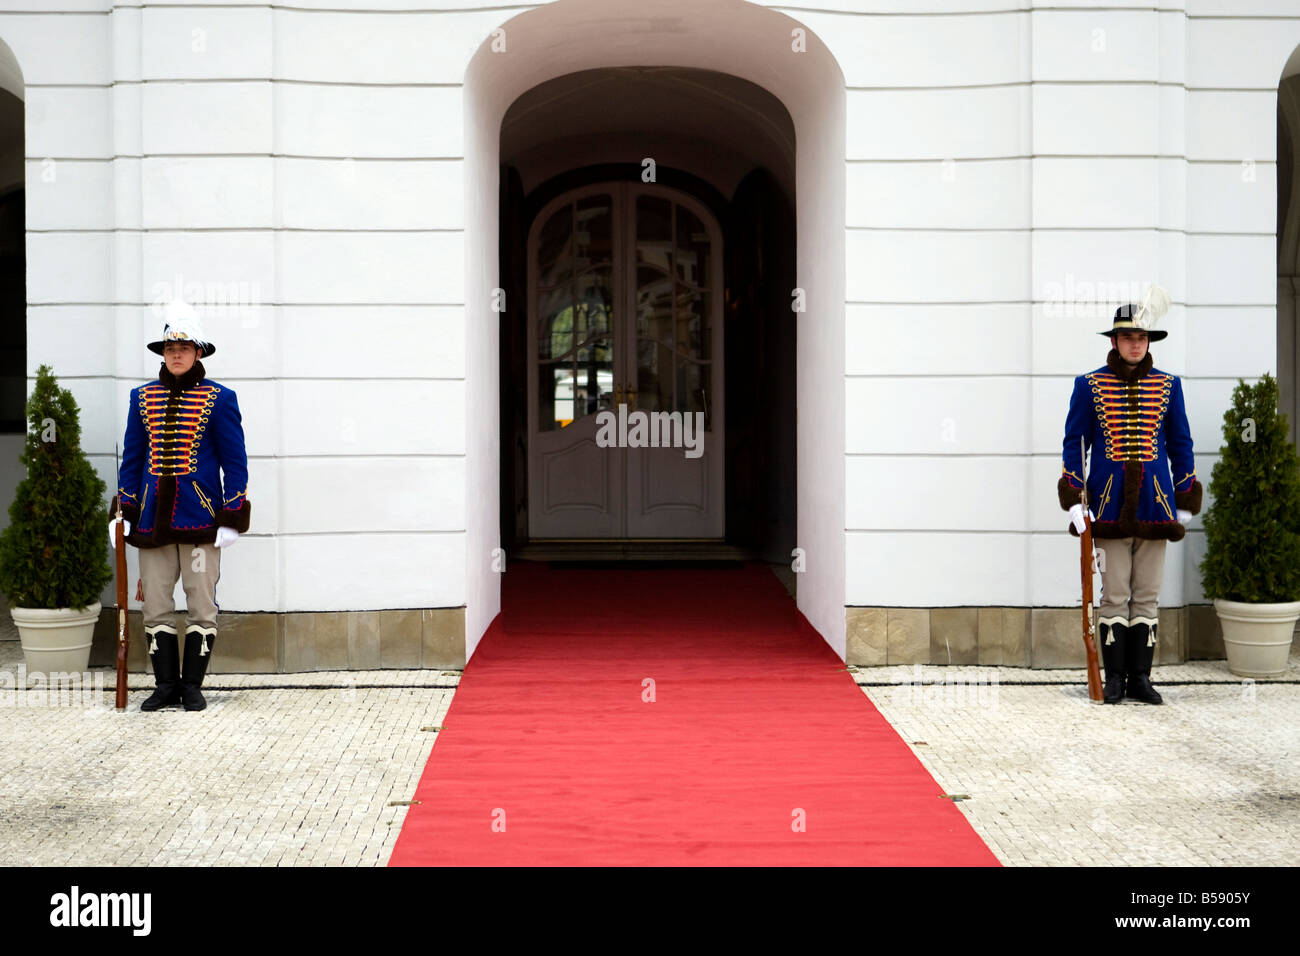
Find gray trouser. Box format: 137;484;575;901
1095;537;1166;635
138;543;222;641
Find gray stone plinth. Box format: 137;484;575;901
88;607;467;673
845;607;887;667
846;605;1221;668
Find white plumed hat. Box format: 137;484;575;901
148;299;215;356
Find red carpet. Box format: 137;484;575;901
388;561;1000;866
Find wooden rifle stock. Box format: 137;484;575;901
1080;512;1104;702
112;465;128;712
1078;436;1104;703
114;505;128;711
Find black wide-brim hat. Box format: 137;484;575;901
1097;302;1167;342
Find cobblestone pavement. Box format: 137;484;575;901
1;633;1296;866
855;656;1300;867
0;640;457;867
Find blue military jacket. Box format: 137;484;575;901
112;359;251;548
1059;350;1202;541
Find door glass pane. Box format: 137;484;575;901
635;199;714;420
680;359;712;431
674;204;710;288
537;205;572;287
575;195;613;271
636;194;672;273
675;289;708;363
538;349;613;430
636;263;673;412
537;295;570;361
536;195;614;431
576;271;612;340
636;266;673;345
635;341;672;414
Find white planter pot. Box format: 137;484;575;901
11;603;101;678
1213;598;1300;678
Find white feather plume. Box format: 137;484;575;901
1132;284;1170;330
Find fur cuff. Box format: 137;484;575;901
1057;474;1083;511
216;500;251;534
1070;519;1186;542
1174;480;1203;516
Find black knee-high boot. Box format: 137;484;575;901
140;625;181;711
1125;622;1163;704
1100;621;1127;704
179;627;216;712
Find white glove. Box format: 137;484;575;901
108;519;131;548
214;526;240;549
1176;508;1192;526
1068;503;1096;534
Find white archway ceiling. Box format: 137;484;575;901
501;66;796;205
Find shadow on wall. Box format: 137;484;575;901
0;84;23;537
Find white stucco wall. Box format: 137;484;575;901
6;0;1299;660
828;0;1295;614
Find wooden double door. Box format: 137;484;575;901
527;182;725;538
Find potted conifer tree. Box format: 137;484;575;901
1199;372;1300;677
0;365;113;676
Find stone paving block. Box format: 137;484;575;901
380;610;422;669
978;607;1031;667
887;608;929;665
845;607;887;667
312;612;350;671
930;608;978;665
283;613;317;671
1156;606;1186;666
350;611;382;670
422;607;466;669
1189;603;1226;660
1030;608;1087;668
210;611;278;674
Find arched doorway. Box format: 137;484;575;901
462;0;847;660
524;181;725;540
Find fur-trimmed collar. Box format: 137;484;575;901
1105;348;1152;382
158;359;206;392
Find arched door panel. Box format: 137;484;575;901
527;182;724;539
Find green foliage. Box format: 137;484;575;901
1199;372;1300;603
0;365;113;610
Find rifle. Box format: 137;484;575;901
1079;436;1104;703
113;442;129;711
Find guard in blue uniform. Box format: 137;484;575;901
110;308;250;711
1058;287;1202;704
